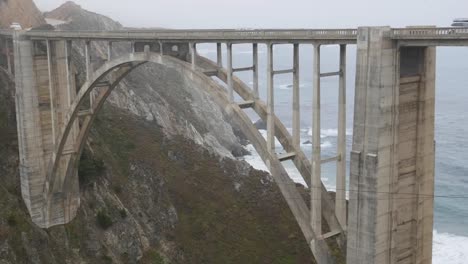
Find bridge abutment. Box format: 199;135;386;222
13;33;80;228
348;27;435;264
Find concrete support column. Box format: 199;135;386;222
227;43;234;102
131;41;135;53
347;27;397;264
217;43;222;68
253;43;259;99
266;43;275;158
46;40;57;147
65;41;73;106
347;27;436;264
5;39;12;74
85;41;91;81
336;44;347;229
292;43;300;149
13;32;46;221
159;41;164;55
190;42;196;70
64;40;78;146
311;44;322;236
107;41;112;61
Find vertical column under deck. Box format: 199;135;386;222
311;44;322;236
5;38;12;75
217;43;222;68
252;43;259;99
292;44;300;149
336;44;347;229
85;41;91;81
107;41;112;61
46;40;57;148
226;43;234;102
190;42;196;70
266;43;275;159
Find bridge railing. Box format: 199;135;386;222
0;29;357;41
392;27;468;38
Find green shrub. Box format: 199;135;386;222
6;214;17;227
78;149;105;186
101;255;113;264
119;209;127;219
96;210;113;230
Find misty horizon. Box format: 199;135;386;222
35;0;468;29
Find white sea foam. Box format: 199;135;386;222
433;230;468;264
279;84;292;90
241;144;329;187
242;144;269;173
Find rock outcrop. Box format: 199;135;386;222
0;0;45;29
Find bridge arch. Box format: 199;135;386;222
43;50;340;262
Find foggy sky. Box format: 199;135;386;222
35;0;468;29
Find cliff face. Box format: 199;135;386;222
0;1;314;263
44;1;122;30
0;0;45;29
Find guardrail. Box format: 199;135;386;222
391;27;468;38
0;29;358;41
4;27;468;41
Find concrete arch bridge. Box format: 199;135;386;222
2;26;468;263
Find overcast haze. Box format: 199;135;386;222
35;0;468;29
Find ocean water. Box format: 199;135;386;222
198;44;468;262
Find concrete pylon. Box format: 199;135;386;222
347;27;436;264
14;32;80;228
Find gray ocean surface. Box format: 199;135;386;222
198;44;468;263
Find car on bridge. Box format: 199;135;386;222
452;18;468;27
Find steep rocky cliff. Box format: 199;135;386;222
0;2;315;263
0;0;45;29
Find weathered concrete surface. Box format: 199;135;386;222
347;27;435;264
13;32;80;227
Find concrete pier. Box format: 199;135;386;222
347;27;435;264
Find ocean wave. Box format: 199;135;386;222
433;230;468;264
279;84;293;90
277;83;310;90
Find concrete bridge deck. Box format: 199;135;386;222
2;27;468;43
